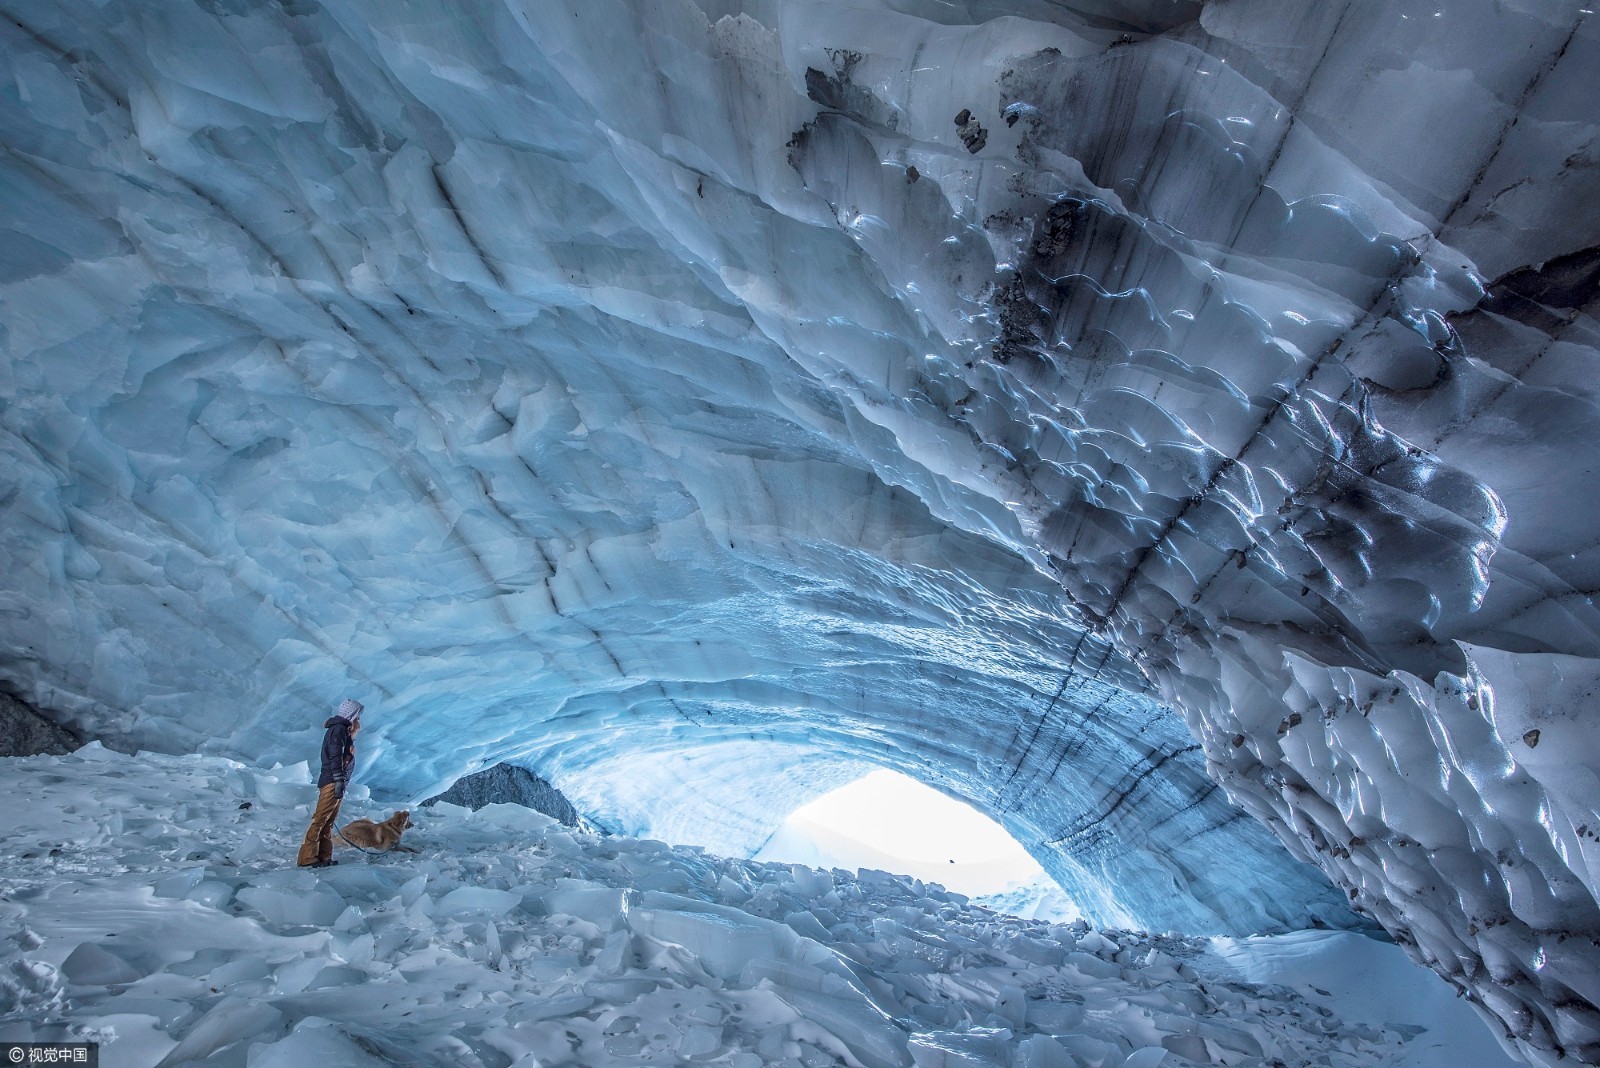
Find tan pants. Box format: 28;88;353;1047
296;783;343;866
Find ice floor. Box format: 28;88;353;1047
0;747;1517;1068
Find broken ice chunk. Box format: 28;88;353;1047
253;779;316;807
152;996;285;1068
542;884;630;929
790;866;832;897
992;984;1027;1029
237;882;346;926
246;1018;390;1067
186;880;235;909
676;1022;722;1057
436;885;521;918
1016;1034;1077;1068
228;833;270;861
909;1028;1009;1067
773;984;911;1068
60;942;144;986
628;905;805;984
784;910;832;941
153;869;204;899
590;928;635;975
1023;998;1083;1031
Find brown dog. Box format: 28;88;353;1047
338;810;418;853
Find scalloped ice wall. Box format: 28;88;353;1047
0;0;1596;1059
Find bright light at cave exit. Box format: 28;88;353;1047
757;768;1047;897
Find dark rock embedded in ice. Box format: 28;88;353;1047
953;108;986;153
0;691;79;757
422;762;582;827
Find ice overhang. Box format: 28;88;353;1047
1;1;1598;1060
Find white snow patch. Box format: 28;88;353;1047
0;746;1519;1067
757;769;1048;897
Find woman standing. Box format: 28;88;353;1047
296;698;364;867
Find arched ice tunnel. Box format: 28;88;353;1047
2;0;1599;1061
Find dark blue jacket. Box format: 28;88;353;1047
317;717;355;796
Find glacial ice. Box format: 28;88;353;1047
57;944;142;988
0;0;1597;1061
0;747;1521;1067
436;885;523;918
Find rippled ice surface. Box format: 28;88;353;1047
0;746;1514;1067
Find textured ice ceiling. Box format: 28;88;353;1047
1;0;1598;1060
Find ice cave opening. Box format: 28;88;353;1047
2;0;1599;1063
753;766;1056;899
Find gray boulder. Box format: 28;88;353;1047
0;690;79;757
422;763;583;828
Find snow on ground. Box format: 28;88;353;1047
754;770;1049;900
973;880;1083;927
752;770;1083;926
0;746;1519;1068
1205;932;1520;1068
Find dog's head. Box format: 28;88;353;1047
392;809;412;830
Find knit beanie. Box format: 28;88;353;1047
336;699;364;722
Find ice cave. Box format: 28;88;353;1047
0;0;1597;1064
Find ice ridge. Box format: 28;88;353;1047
0;0;1596;1061
0;745;1516;1067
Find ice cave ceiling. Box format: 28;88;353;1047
1;0;1598;1059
